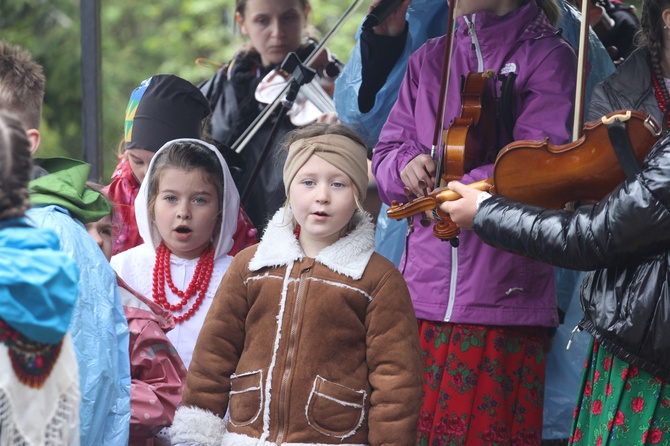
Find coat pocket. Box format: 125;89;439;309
228;369;263;427
306;375;367;439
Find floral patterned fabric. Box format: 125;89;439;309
416;320;548;446
569;339;670;445
0;318;62;389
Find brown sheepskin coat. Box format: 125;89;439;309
170;209;422;446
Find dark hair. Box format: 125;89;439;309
0;42;45;130
0;110;33;220
146;141;225;235
640;0;670;124
639;0;669;52
235;0;310;16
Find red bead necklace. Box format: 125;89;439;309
152;242;215;323
650;64;670;133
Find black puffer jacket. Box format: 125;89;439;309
199;49;295;231
472;133;670;381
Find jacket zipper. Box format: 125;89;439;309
444;15;482;323
566;323;583;350
444;245;458;321
463;14;484;72
276;266;309;444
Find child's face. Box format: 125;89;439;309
236;0;308;66
153;167;220;259
85;214;114;261
289;155;357;254
126;148;155;183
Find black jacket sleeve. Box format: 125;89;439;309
358;25;408;113
472;133;670;270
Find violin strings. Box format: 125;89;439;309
302;82;336;113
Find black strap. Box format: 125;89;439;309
500;72;517;139
606;119;642;178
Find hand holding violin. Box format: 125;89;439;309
439;181;487;231
399;153;436;197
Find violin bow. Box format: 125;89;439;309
432;1;457;188
572;0;591;141
231;0;365;154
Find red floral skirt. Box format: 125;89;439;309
416;319;549;446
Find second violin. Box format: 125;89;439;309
388;110;662;233
254;39;343;127
197;0;363;231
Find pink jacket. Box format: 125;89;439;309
118;276;187;445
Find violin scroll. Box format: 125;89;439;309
388;179;495;241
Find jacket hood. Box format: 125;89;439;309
29;157;113;224
135;138;240;259
249;207;375;280
0;220;79;344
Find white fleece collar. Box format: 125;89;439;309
249;208;375;280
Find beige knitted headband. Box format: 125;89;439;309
283;134;368;201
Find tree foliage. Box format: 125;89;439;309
0;0;366;180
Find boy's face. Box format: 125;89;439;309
86;214;114;261
126;148;155;183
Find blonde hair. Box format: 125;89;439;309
536;0;561;26
521;0;561;26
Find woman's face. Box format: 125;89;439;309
236;0;309;66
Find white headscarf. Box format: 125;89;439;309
134;138;240;259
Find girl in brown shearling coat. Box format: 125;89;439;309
169;123;422;446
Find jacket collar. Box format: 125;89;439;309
607;48;652;104
249;208;376;280
456;0;552;48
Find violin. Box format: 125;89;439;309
387;111;662;234
436;70;496;185
427;70;496;241
254;40;343;127
417;2;498;244
230;0;365;154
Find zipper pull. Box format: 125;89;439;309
566;324;582;350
